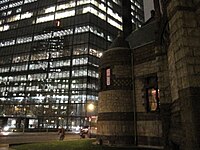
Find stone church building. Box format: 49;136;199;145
97;0;200;150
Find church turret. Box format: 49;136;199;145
97;33;134;145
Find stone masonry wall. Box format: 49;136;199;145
97;47;134;145
133;45;163;147
155;44;172;149
167;0;200;149
98;90;133;113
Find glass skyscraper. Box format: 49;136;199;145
0;0;144;130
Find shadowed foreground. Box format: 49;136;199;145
11;139;161;150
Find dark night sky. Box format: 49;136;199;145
143;0;154;21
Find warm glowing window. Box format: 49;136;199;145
147;88;159;111
145;77;159;112
106;68;111;86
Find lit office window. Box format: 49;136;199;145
88;83;98;90
2;12;7;16
11;64;28;72
12;75;26;81
63;60;71;66
77;0;90;5
98;12;106;20
36;14;54;24
24;0;37;4
75;25;89;33
88;70;98;78
0;67;9;73
131;5;135;10
21;12;33;19
89;26;104;37
72;69;88;77
90;0;98;6
0;19;4;24
28;74;47;81
51;60;70;67
49;71;69;79
0;39;15;47
16;7;21;13
53;29;73;37
77;0;106;12
107;35;113;42
73;45;88;55
87;95;98;101
99;3;106;12
16;36;32;44
50;52;61;58
132;19;135;23
0;0;10;4
9;1;23;8
55;9;75;19
107;17;122;30
30;53;48;61
72;58;88;66
34;33;52;41
112;0;121;5
7;14;20;22
134;1;141;9
107;8;122;22
77;6;106;20
89;48;102;58
0;26;3;31
12;55;29;63
82;5;91;13
44;6;56;14
56;1;75;10
0;5;8;11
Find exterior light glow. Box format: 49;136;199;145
87;103;94;111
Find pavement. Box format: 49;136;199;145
0;144;16;150
0;144;9;150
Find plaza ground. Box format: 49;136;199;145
0;132;162;150
10;139;162;150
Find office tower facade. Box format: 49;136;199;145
0;0;144;130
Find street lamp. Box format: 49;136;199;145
86;102;98;137
87;103;95;112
